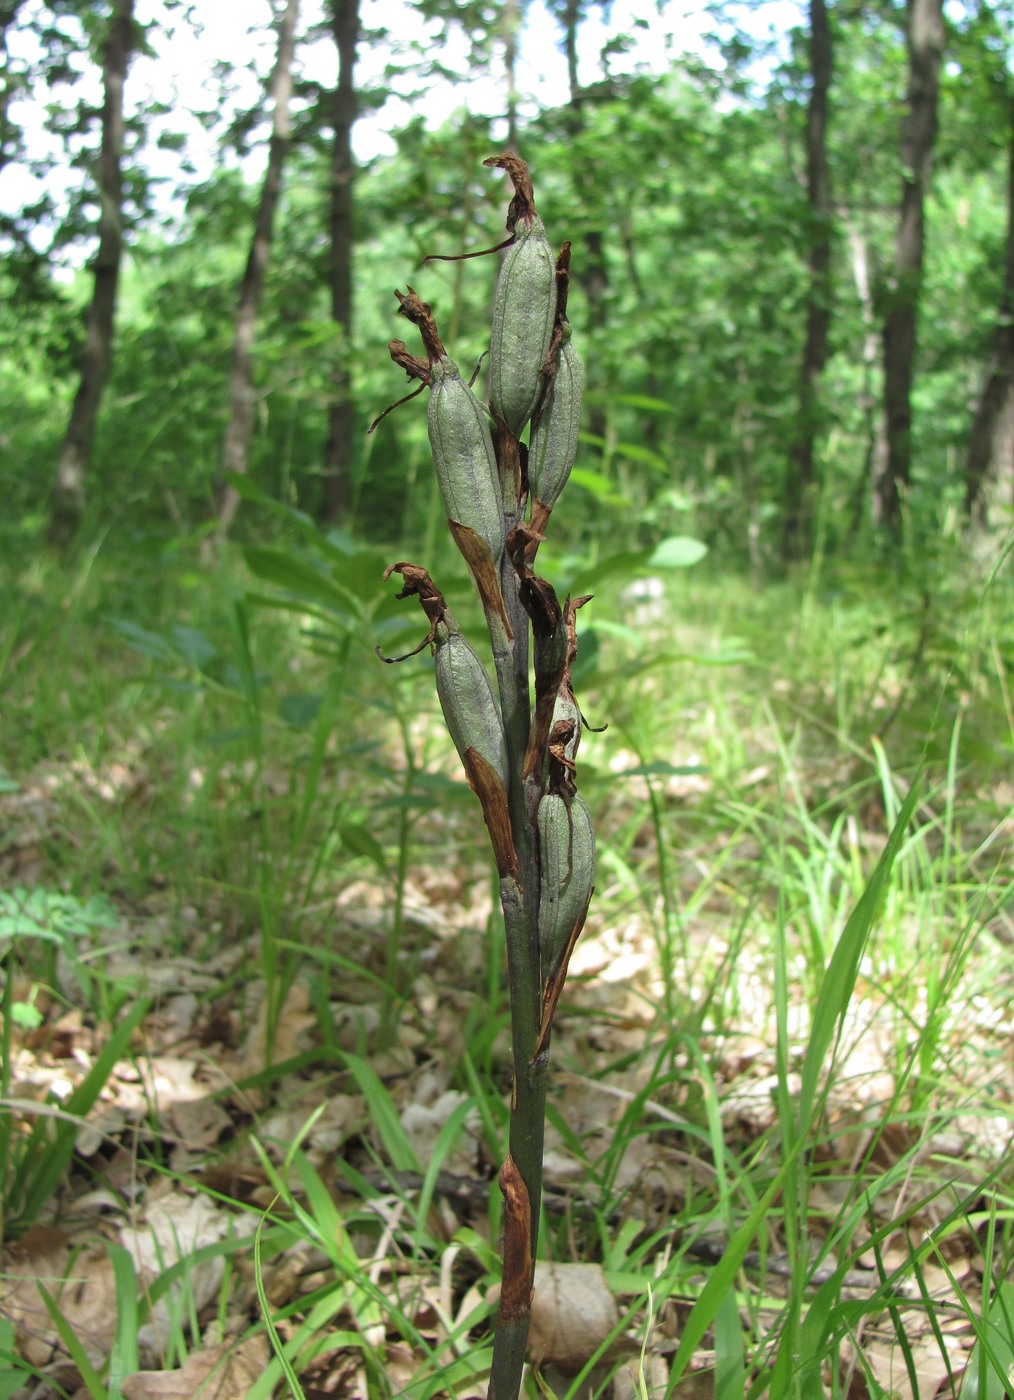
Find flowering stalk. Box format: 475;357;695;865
373;154;593;1400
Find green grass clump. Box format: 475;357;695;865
0;522;1011;1396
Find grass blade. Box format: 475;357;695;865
799;778;921;1122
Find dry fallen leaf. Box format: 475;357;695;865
121;1334;269;1399
1;1229;119;1369
120;1188;251;1353
857;1327;964;1400
527;1261;619;1373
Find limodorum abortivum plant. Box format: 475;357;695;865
372;155;596;1400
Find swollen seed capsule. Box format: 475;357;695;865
428;356;505;563
434;623;509;788
538;792;595;975
489;218;557;437
528;328;583;510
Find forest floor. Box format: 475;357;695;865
1;536;1012;1400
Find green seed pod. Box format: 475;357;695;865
528;327;583;510
489;218;557;437
538;792;595;974
434;622;509;787
428;356;505;562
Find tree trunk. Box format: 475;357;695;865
784;0;833;561
215;0;300;540
501;0;520;150
49;0;134;549
0;1;24;175
964;93;1014;525
843;211;888;538
557;0;581;111
877;0;944;533
559;1;610;445
319;0;358;524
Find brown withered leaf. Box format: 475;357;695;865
528;1262;620;1374
447;522;513;642
461;747;517;877
483;153;537;232
1;1231;118;1369
121;1335;270;1399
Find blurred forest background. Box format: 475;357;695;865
2;0;1014;1395
3;0;1013;555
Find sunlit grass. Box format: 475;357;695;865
0;532;1011;1394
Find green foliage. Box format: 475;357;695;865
0;514;1010;1389
4;10;1011;556
1;997;148;1242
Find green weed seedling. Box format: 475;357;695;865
0;890;148;1241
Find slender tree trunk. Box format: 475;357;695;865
843;211;888;537
558;0;581;111
877;0;944;533
784;0;833;561
215;0;300;539
0;1;24;174
964;93;1014;525
559;1;610;445
320;0;358;523
501;0;520;150
49;0;134;549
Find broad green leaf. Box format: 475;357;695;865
338;821;389;876
613;392;677;413
225;471;347;557
171;624;217;668
648;535;708;569
568;467;630;504
614;440;670;474
243;547;355;615
108;617;176;661
279;692;323;727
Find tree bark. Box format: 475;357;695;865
0;1;24;175
877;0;945;533
964;93;1014;525
558;1;609;445
501;0;520;150
49;0;134;549
215;0;301;539
784;0;833;561
560;0;580;111
843;210;888;537
319;0;358;524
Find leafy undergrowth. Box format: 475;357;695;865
1;537;1012;1399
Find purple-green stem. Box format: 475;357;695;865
483;503;547;1400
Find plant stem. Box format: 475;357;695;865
485;507;546;1400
